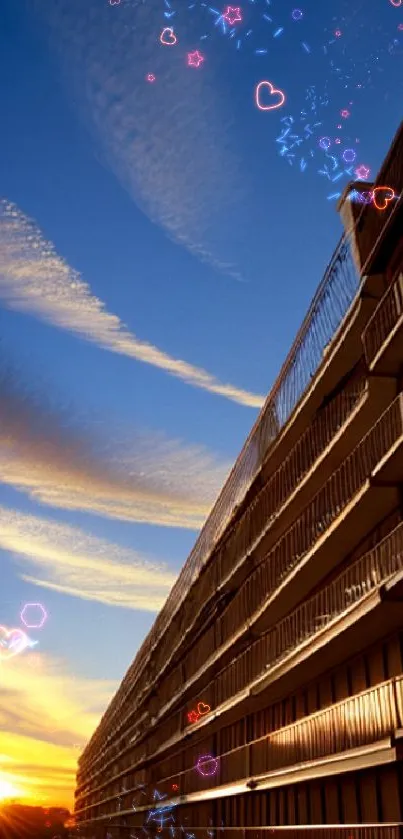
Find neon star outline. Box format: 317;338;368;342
222;6;242;25
355;164;370;180
187;50;205;67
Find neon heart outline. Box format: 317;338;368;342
0;626;28;660
255;80;286;111
372;186;395;211
389;0;402;7
160;27;177;45
197;701;210;716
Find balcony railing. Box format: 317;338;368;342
77;395;403;801
131;518;403;774
363;273;403;367
148;520;403;758
155;676;402;797
83;236;360;761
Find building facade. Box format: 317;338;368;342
74;122;403;839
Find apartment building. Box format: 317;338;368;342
74;121;403;839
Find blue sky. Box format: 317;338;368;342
0;0;402;809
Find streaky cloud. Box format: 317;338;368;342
0;505;177;611
0;199;263;408
35;0;252;280
0;368;230;528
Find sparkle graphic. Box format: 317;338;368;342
187;50;205;67
255;80;286;110
160;27;177;44
20;603;47;629
195;754;219;777
355;164;370;179
222;6;242;25
319;136;331;150
0;626;29;660
372;186;396;211
146;73;156;82
291;9;303;20
343;148;356;163
340;109;350;118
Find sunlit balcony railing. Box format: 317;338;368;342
83;236;360;762
148;520;403;762
152;676;402;798
362;273;403;367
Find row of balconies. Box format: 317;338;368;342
76;673;403;825
77;389;403;802
76;360;373;794
71;823;403;839
77;267;403;800
78;230;365;776
75;514;403;816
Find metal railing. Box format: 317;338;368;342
217;365;367;588
159;676;401;797
363;273;403;366
77;397;403;799
111;517;403;783
82;236;360;766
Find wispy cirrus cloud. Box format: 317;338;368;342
0;654;118;809
0;505;177;610
0;199;263;408
0;369;230;528
35;0;253;279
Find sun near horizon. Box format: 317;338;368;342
0;777;25;803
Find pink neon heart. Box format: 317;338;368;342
372;186;395;211
160;27;177;45
255;80;286;111
0;626;27;660
389;0;402;7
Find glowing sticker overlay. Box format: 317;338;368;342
197;701;210;715
343;148;356;163
389;0;402;6
146;74;156;82
255;81;285;111
196;754;219;777
372;186;395;211
341;109;350;118
109;0;121;4
20;602;47;629
222;6;242;25
291;9;303;20
187;50;205;67
0;626;29;660
319;137;331;151
355;164;370;180
160;27;177;45
335;29;342;37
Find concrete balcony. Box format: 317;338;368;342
362;273;403;376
